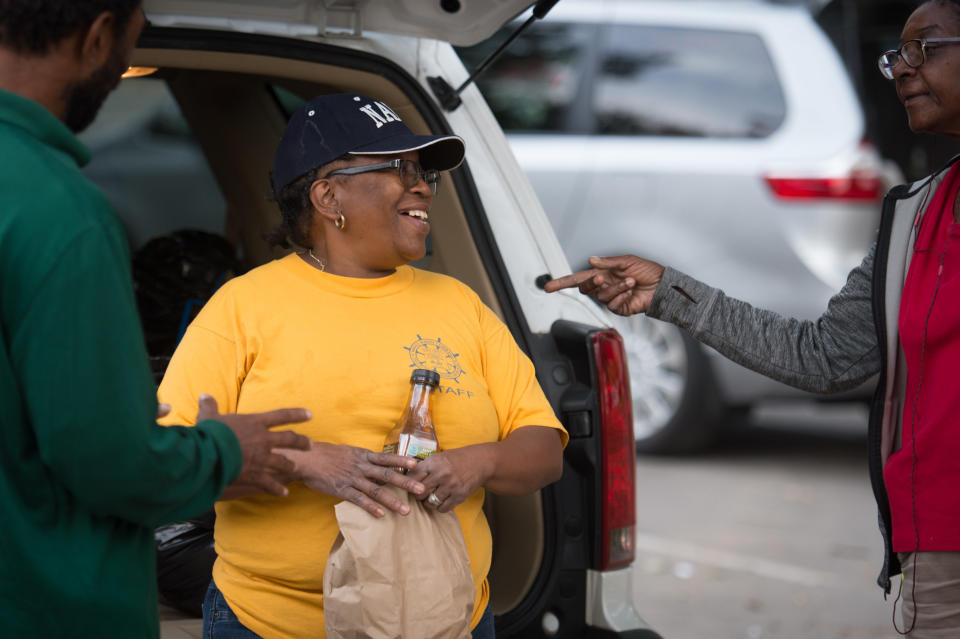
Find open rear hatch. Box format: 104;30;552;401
143;0;535;46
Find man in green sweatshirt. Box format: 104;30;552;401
0;2;312;635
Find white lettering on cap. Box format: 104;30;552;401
358;101;402;129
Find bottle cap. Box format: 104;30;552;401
410;368;441;387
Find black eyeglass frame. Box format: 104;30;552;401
323;159;442;194
878;37;960;79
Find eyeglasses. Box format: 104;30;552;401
324;159;441;194
878;37;960;79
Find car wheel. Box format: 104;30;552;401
621;315;721;454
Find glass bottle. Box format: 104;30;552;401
383;368;440;465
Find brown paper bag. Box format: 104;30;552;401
324;485;475;639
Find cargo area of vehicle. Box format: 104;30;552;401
83;47;550;632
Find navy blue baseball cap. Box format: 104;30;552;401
270;93;465;194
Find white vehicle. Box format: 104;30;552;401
82;0;661;637
458;0;900;453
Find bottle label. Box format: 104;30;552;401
397;433;437;460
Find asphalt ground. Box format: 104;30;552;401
631;401;903;639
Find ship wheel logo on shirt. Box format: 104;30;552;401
404;334;465;383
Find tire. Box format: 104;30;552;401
620;315;721;454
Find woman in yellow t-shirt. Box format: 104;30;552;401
158;93;567;639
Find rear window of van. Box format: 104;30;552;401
458;21;786;139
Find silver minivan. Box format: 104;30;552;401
459;0;901;453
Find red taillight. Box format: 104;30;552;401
591;329;636;571
764;172;884;201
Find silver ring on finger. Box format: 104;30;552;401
427;492;443;507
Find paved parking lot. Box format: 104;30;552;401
631;401;901;639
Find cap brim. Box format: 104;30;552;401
349;133;465;171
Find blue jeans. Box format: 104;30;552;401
472;605;496;639
202;580;495;639
202;581;262;639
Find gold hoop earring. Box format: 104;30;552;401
335;212;346;231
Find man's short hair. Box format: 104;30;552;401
0;0;141;55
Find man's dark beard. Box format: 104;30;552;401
62;45;127;133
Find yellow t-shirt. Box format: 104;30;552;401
158;253;567;638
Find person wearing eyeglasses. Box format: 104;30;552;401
545;2;960;637
156;93;567;639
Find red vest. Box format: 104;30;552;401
885;162;960;551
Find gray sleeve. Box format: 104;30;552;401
646;243;881;393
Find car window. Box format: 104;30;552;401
593;24;786;138
81;78;227;250
459;21;598;132
459;21;786;139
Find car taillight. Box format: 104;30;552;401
764;171;884;201
591;329;636;571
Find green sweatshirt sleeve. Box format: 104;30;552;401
9;221;242;528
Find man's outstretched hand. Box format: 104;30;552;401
544;255;665;316
196;394;312;497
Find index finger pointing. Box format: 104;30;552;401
543;269;598;293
